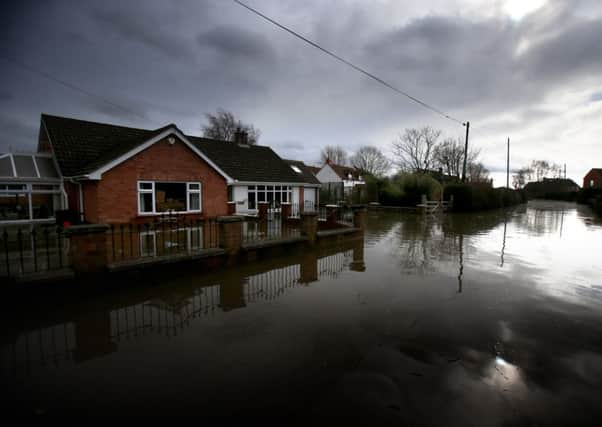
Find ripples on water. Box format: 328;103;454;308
2;201;602;424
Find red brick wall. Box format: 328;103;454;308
79;137;228;223
584;170;602;188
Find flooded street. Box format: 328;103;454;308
2;200;602;424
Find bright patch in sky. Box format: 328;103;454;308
504;0;546;20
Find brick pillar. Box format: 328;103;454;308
281;202;291;219
258;202;269;221
220;275;246;311
218;216;243;260
64;224;110;274
352;206;367;230
300;212;318;245
350;238;366;272
227;202;236;215
326;204;338;226
300;251;318;284
299;187;305;212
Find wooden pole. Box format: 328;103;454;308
462;121;470;182
506;137;510;189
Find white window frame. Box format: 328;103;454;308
137;181;202;215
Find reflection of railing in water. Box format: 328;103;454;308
318;250;353;279
110;285;221;341
242;219;301;244
245;264;301;302
1;322;76;378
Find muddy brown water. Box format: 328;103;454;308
2;200;602;424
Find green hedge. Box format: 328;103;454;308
443;184;526;212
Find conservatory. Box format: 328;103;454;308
0;152;65;224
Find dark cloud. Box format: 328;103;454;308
198;26;276;63
1;0;601;185
0;115;38;152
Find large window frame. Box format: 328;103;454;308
137;181;202;215
246;185;292;210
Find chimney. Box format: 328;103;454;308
234;127;243;144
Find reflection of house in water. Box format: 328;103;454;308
2;239;364;379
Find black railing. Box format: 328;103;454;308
108;215;219;262
242;218;301;244
1;225;68;278
290;201;316;218
337;205;354;226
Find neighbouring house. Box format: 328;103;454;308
315;159;365;201
283;159;322;210
524;177;580;198
583;169;602;188
0;114;320;225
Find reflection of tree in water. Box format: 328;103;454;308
390;210;511;276
364;211;405;247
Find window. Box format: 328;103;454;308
246;185;292;210
0;182;62;221
290;165;302;173
591;179;595;188
227;186;234;202
137;181;202;215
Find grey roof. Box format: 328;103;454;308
283;159;321;185
41;114;317;184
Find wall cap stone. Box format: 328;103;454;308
63;224;110;235
217;215;245;223
300;212;318;217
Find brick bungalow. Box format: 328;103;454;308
583;168;602;188
31;114;319;224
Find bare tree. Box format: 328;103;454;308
320;145;348;165
202;109;261;144
392;126;441;173
467;162;490;183
432;137;480;178
350;146;391;177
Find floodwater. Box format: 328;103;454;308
2;200;602;424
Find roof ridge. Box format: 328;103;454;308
41;113;154;133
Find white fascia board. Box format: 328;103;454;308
86;128;233;182
233;181;321;187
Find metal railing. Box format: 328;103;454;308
108;215;219;262
290;200;316;218
242;218;301;244
1;225;68;278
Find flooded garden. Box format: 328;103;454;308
2;200;602;424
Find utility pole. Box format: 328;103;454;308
462;121;470;182
506;137;510;188
564;163;566;179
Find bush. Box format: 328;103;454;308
443;184;525;212
388;173;442;207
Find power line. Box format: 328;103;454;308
0;55;156;124
233;0;465;126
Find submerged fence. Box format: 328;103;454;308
1;225;68;277
242;218;301;244
108;216;219;263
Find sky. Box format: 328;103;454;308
1;0;601;187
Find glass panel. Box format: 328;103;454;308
257;185;265;191
32;184;60;191
139;193;153;213
0;193;29;220
282;192;288;203
267;185;274;191
0;157;13;177
248;185;255;190
188;183;200;190
189;193;200;211
7;184;26;190
267;192;273;203
275;192;281;203
227;186;233;202
13;155;37;177
275;185;281;191
35;157;59;178
258;191;265;202
32;193;57;219
139;182;153;190
248;192;256;209
155;182;186;212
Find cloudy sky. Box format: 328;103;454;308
1;0;601;186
